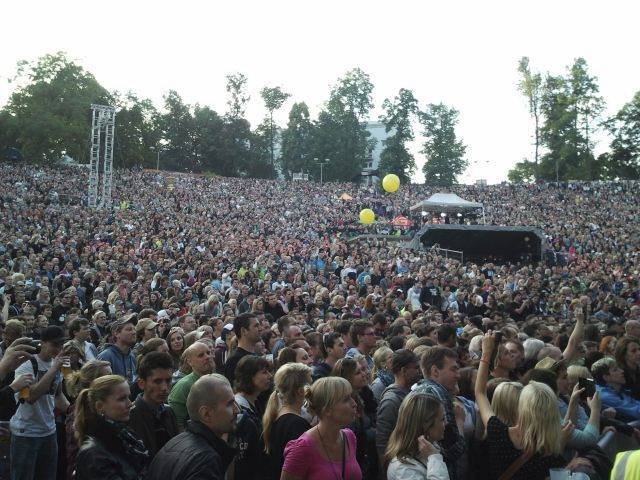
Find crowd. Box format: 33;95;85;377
0;163;638;480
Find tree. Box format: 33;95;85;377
1;52;111;163
225;73;250;120
314;68;375;181
419;103;467;186
517;57;543;173
379;88;419;183
192;105;225;174
280;102;315;178
112;92;160;168
157;90;195;172
602;90;640;179
507;159;537;183
248;119;278;178
568;58;605;179
260;86;290;168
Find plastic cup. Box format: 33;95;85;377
549;468;570;480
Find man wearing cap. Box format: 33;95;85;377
10;325;70;480
97;316;137;384
133;318;158;357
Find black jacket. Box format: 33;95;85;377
128;394;179;459
75;417;149;480
146;420;237;480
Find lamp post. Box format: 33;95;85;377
315;157;329;185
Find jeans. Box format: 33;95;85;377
10;433;57;480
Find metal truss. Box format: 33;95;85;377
88;104;116;208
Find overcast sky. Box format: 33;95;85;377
2;0;639;183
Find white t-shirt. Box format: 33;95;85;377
10;356;62;437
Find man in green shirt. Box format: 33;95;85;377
168;341;214;429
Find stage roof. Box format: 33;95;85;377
409;193;483;212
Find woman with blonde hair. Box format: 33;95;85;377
281;377;361;480
74;375;149;479
370;346;393;402
263;363;312;480
65;360;112;479
385;393;448;479
475;332;570;479
491;381;524;426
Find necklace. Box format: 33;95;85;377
316;425;344;480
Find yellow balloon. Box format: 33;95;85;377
382;174;400;193
359;208;375;224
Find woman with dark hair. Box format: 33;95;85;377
615;337;640;400
165;327;184;370
312;332;346;382
332;357;378;479
233;355;273;480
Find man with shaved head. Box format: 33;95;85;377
147;374;239;480
168;341;215;429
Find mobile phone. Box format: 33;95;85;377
29;340;42;354
578;378;596;399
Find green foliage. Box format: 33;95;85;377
225;73;250;120
517;57;543;171
2;52;111;163
419;103;467;186
507;160;537;183
280;102;314;178
156;91;195;172
315;68;375;181
603;90;640;179
379;88;419;183
112;92;160;168
260;86;290;168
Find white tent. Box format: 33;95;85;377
410;193;485;223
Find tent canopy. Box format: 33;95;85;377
410;192;483;213
391;215;412;226
339;193;353;201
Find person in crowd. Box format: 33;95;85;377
224;313;260;384
313;331;347;382
232;354;272;479
0;338;37;420
385;392;449;480
166;327;185;369
263;362;312;480
491;381;523;426
614;337;640;400
376;349;421;461
97;317;137;385
370;346;394;402
135;337;169;366
132;317;158;357
592;356;640;421
64;359;112;479
10;325;69;480
331;356;378;478
475;332;569;479
413;347;465;478
146;374;239;480
346;320;376;370
67;318;98;362
168;341;215;428
74;374;149;479
128;351;179;459
281;376;362;480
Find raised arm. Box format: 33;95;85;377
563;307;585;362
475;332;497;428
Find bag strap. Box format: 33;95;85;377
497;451;532;480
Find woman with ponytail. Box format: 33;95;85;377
64;360;111;480
73;374;149;480
263;363;312;480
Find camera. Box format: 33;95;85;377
29;340;42;354
578;378;596;400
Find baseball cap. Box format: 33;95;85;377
135;318;158;333
535;356;564;371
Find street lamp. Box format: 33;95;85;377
315;157;329;185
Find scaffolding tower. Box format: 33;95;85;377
88;104;116;208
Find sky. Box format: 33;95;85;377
2;0;640;184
